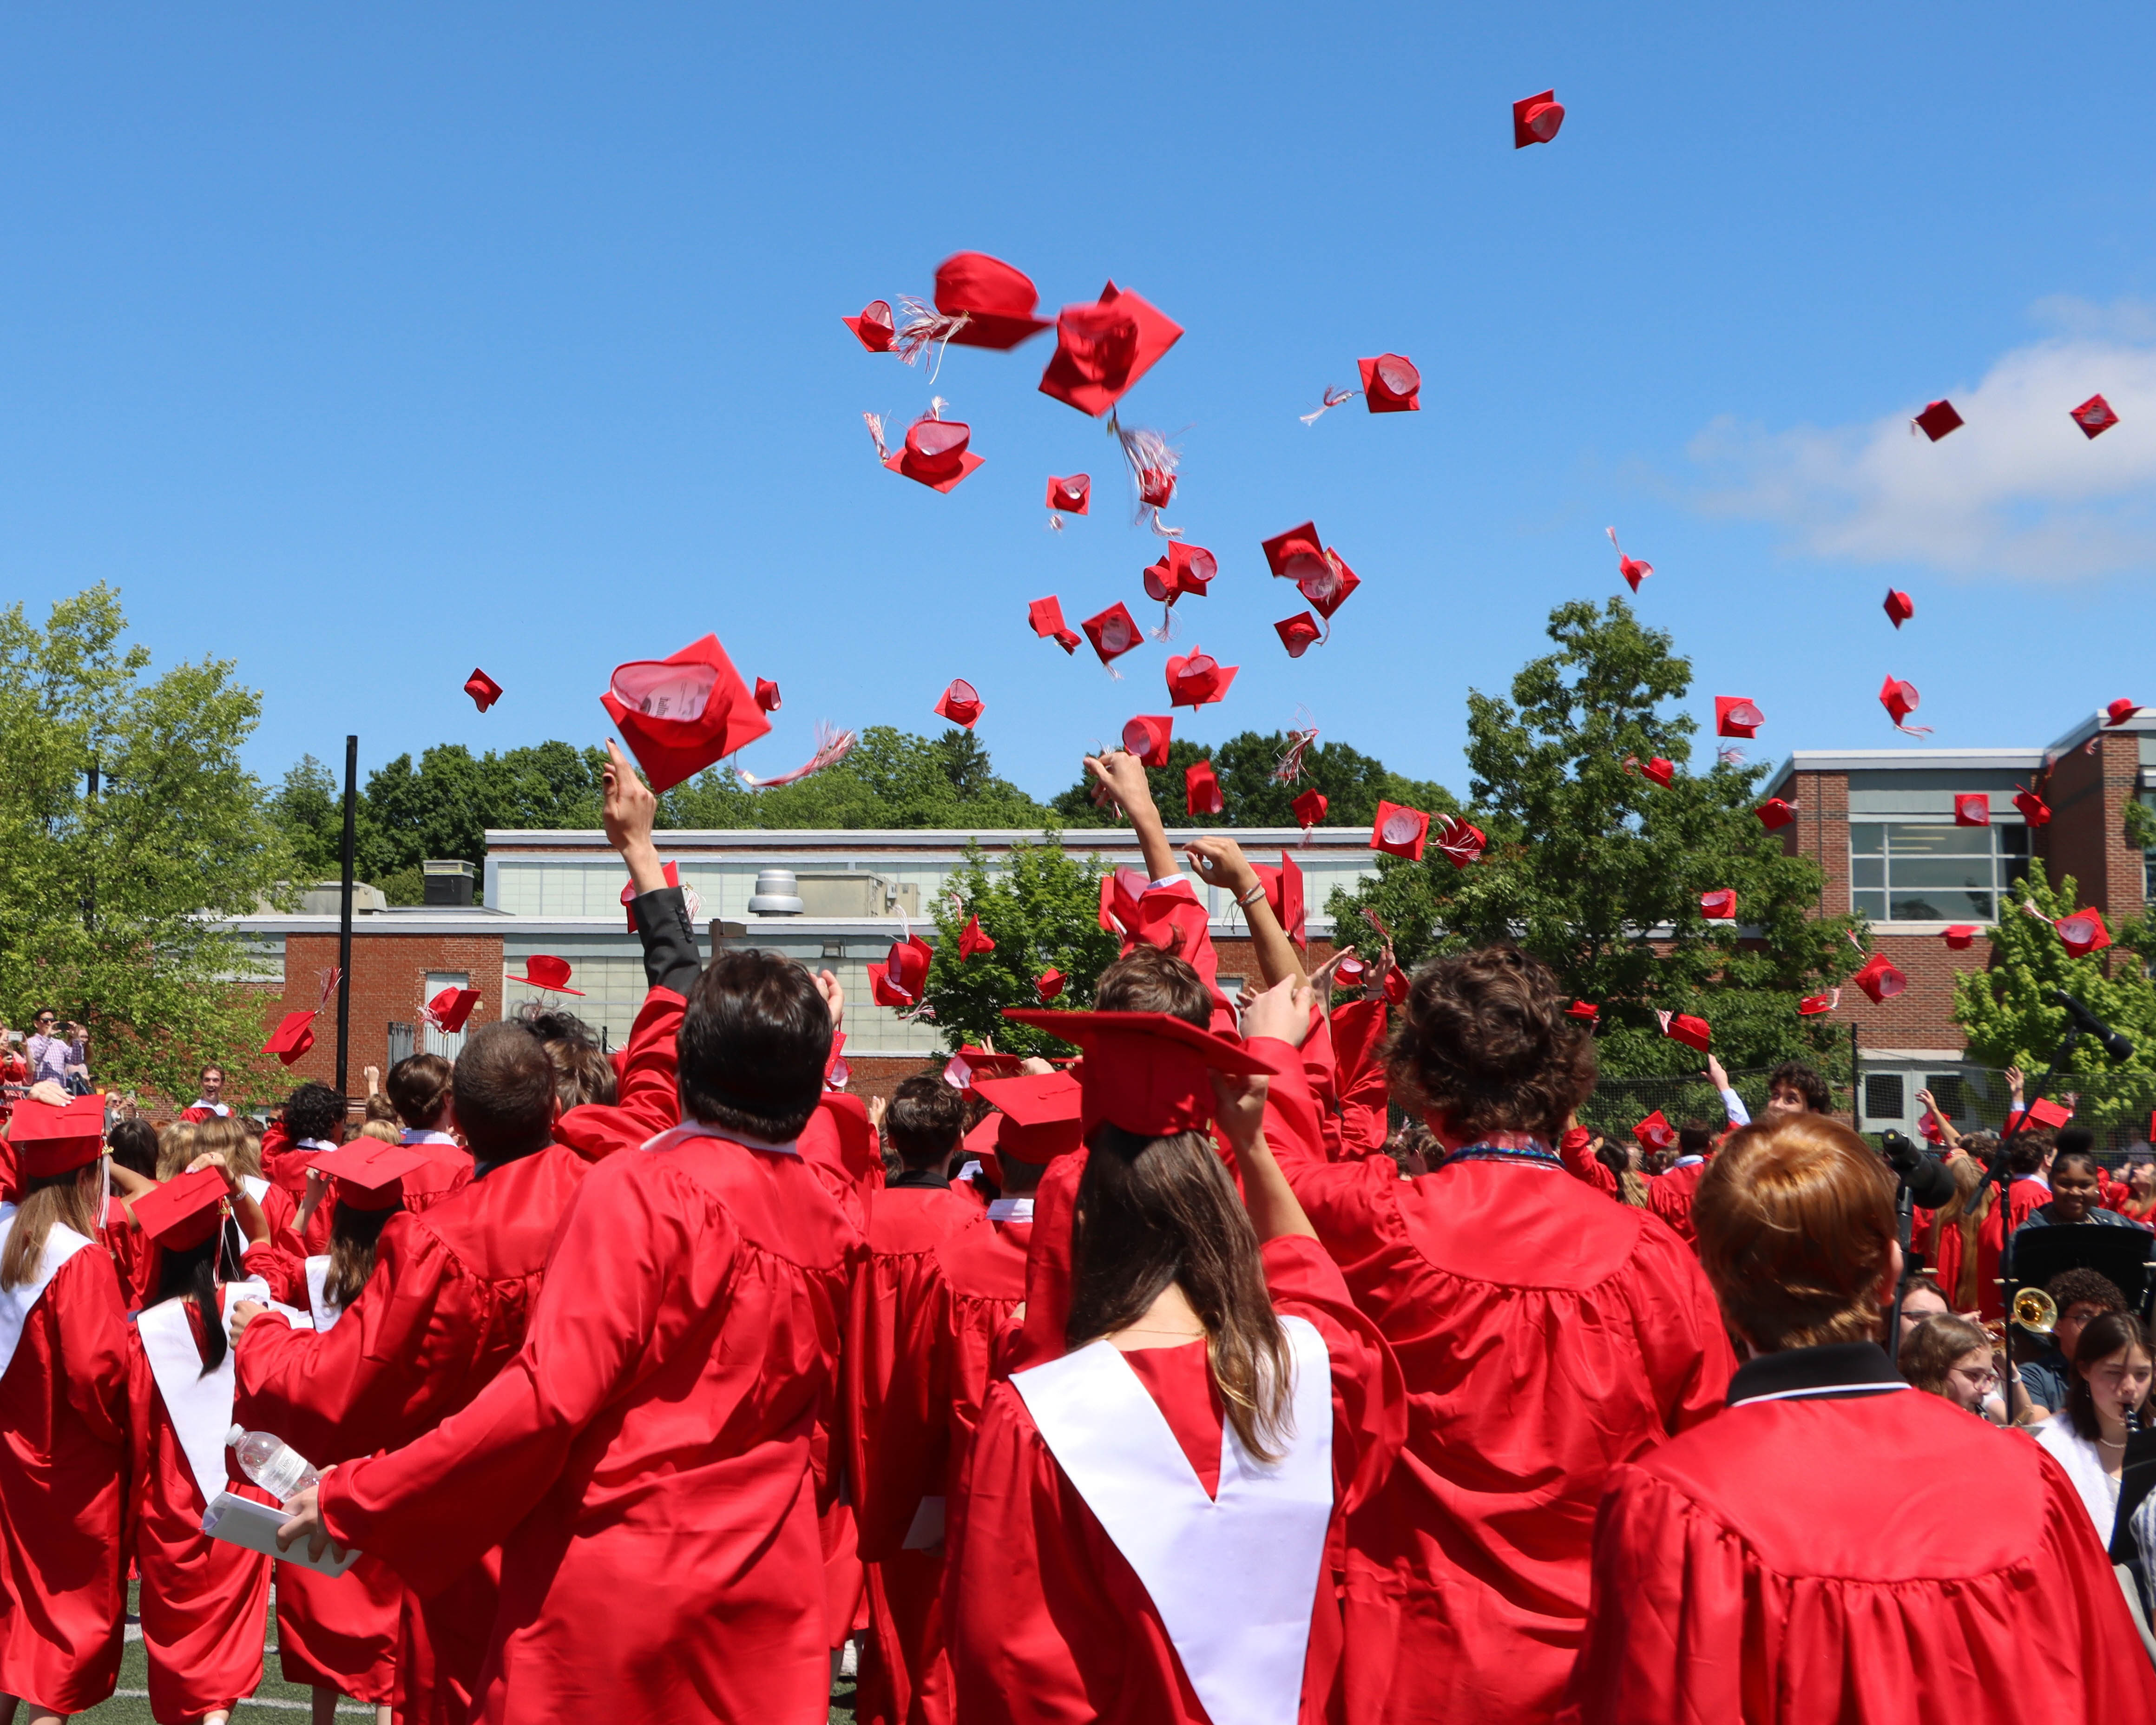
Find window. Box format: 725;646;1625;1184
1863;1073;1906;1124
1849;821;2028;922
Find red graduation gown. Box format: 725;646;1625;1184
1929;1201;2006;1321
931;1209;1032;1497
0;1238;131;1716
947;1233;1405;1725
316;1107;868;1725
1256;1038;1735;1725
1564;1372;2156;1721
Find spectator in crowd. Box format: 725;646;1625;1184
2015;1146;2145;1239
1764;1058;1828;1117
2038;1312;2154;1546
1901;1311;2005;1419
1896;1272;1951;1347
2117;1150;2156;1227
2019;1268;2130;1420
0;1026;26;1090
178;1064;229;1121
24;1009;83;1087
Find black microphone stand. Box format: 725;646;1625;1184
1885;1175;1919;1367
1977;1028;2080;1383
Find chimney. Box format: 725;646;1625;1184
422;860;477;907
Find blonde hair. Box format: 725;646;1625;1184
358;1119;401;1144
156;1122;200;1181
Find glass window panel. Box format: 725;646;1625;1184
1891;889;1992;922
1851;857;1885;888
1890;858;1996;891
1886;823;1992;856
1854;889;1887;920
1864;1073;1906;1122
1850;823;1885;855
1999;826;2031;856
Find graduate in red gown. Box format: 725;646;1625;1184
382;1054;477;1211
276;742;869;1725
0;1094;132;1725
950;961;1406;1725
1564;1112;2156;1721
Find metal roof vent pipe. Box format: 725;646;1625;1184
747;869;804;915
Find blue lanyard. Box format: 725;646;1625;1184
1439;1141;1564;1172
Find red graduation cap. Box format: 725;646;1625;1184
8;1094;106;1178
754;678;782;713
464;668;502;713
1035;968;1066;1002
2025;1096;2073;1130
1082;602;1143;667
1919;1109;1944;1145
133;1166;232;1251
2055;907;2112;958
1700;889;1737;922
932;252;1051;349
263;1010;317;1067
1566;1000;1598;1023
1001;1007;1271;1138
1512;89;1565;148
1715;697;1763;739
1357;354;1421;412
1138;467;1176;509
1122;714;1173;768
425;986;481;1035
1046;474;1091;514
1953;793;1991;827
1433;814;1487;869
2071;394;2119;439
843;300;896;353
957;915;996;961
1605;527;1651;593
1143;542;1216;605
2013;784;2051;825
1879;676;1928;734
1262;522;1328;584
1372;800;1429;861
1634;756;1675;789
1853;952;1907;1003
1755;797;1798;830
886;416;984;492
308;1139;431;1212
602;633;771;794
1027;596;1082;655
1884;589;1914;628
1798;992;1839;1017
1165;648;1237;709
972;1070;1086;1163
1252;851;1307;948
2105;698;2140;727
1633;1109;1676;1150
1184;760;1223;817
510;954;585;995
1293;787;1329;830
1037;282;1184;417
620;860;685;932
870;934;934;1008
1913;400;1964;441
1275;612;1322;658
1335;954;1366;984
935;679;985;730
1302;549;1360;620
945;1046;1026;1092
1943;925;1979;950
1662;1012;1712;1053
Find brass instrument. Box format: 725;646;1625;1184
2011;1286;2057;1336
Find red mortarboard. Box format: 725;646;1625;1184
1047;474;1091;515
2025;1096;2073;1130
308;1139;430;1211
1879;676;1926;734
1255;851;1307;948
886;417;984;492
1143;542;1216;605
1913;400;1964;441
1953;793;1990;827
509;954;585;995
1027;596;1082;655
945;1046;1026;1095
1566;1000;1598;1022
1122;714;1173;768
1715;697;1763;739
464;668;502;712
957;915;996;961
1755;797;1798;830
1001;1008;1271;1138
1884;589;1914;629
1183;761;1223;818
2056;907;2112;958
1637;757;1675;789
843;300;896;353
1302;549;1360;620
131;1166;230;1251
870;934;934;1007
1082;603;1143;667
1634;1109;1675;1150
1293;787;1329;830
1357;354;1421;413
1606;527;1651;593
1035;968;1066;1002
1372;800;1428;861
1262;522;1328;583
263;1010;317;1067
972;1071;1086;1163
1512;90;1565;148
1799;992;1838;1016
1919;1110;1944;1145
754;678;782;713
2013;785;2052;825
1853;952;1907;1003
1037;283;1184;417
425;986;480;1035
933;253;1051;349
1943;925;1978;950
1138;467;1176;509
1165;648;1237;709
8;1094;106;1179
1700;889;1737;922
1335;954;1366;984
1275;612;1322;658
935;679;985;730
602;633;771;794
1433;814;1486;869
1662;1011;1712;1053
2105;698;2140;727
2071;394;2119;439
620;860;684;932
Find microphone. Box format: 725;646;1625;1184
2051;988;2135;1063
1878;1129;1959;1210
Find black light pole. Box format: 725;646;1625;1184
1849;1020;1860;1132
336;736;357;1100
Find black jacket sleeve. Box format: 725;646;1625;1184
631;885;703;996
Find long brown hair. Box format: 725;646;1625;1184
1927;1148;1994;1311
323;1201;397;1311
2;1164;105;1292
1066;1126;1295;1463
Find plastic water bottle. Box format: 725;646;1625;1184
227;1425;320;1505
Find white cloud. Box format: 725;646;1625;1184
1687;302;2156;578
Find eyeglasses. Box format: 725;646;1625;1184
1951;1365;1999;1390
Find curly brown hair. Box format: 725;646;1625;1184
1384;945;1597;1145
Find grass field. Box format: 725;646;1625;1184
72;1584;858;1723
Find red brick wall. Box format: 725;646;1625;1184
2040;731;2143;918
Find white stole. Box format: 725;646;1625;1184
1012;1315;1334;1725
241;1175;269;1205
2038;1416;2120;1545
640;1119;800;1158
305;1257;344;1333
986;1198;1035;1222
136;1277;282;1511
0;1206;96;1383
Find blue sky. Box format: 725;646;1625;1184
4;4;2154;806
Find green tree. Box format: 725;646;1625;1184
268;756;345;880
1050;730;1452;829
922;831;1124;1059
1329;598;1857;1076
661;726;1050;830
0;586;296;1101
